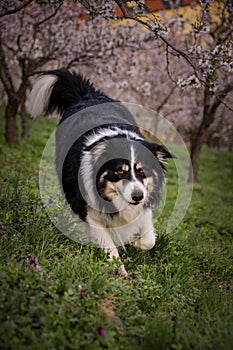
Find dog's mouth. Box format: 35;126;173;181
129;201;141;206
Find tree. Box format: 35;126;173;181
129;0;233;183
165;0;233;182
0;1;71;146
81;0;233;182
0;0;143;146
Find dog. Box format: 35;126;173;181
29;69;173;275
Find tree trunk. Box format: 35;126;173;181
188;84;212;184
20;95;29;139
5;100;20;147
188;128;208;183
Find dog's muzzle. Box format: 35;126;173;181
130;190;144;205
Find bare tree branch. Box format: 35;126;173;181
36;2;64;27
209;80;233;115
157;84;177;113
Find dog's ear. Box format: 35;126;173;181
142;141;175;168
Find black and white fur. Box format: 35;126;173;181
29;69;173;275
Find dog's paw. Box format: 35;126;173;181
119;264;128;276
132;235;155;250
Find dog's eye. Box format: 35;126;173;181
116;168;124;175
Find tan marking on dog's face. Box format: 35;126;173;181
145;176;154;193
104;180;118;199
122;163;130;172
142;176;148;188
99;171;108;182
135;162;142;171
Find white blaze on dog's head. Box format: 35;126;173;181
119;145;147;205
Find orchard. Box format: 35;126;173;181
0;0;232;181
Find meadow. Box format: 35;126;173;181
0;109;232;350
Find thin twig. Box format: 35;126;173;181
0;0;34;18
36;1;64;27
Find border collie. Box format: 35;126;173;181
29;69;173;275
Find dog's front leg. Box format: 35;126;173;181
132;209;156;250
105;247;128;276
87;215;127;276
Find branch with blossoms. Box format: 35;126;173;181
84;0;199;73
79;0;233;111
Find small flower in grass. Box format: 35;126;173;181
34;257;42;271
29;205;36;211
25;257;30;265
127;272;137;279
171;315;181;325
24;256;42;271
95;326;107;337
81;289;90;298
114;269;121;276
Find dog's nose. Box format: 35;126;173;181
131;190;144;202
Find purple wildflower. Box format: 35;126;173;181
29;205;36;211
95;326;107;336
24;256;42;270
81;289;90;298
34;257;42;271
35;264;42;271
127;272;137;279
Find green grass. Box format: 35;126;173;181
0;109;233;350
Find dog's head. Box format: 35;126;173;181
95;139;173;211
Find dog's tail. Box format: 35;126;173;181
28;69;101;119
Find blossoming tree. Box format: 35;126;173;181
0;1;84;146
0;0;232;183
83;0;233;182
0;0;143;146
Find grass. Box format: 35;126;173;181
0;109;233;350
